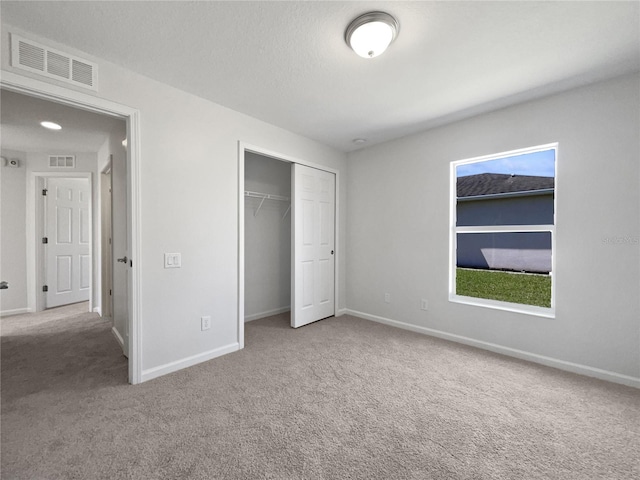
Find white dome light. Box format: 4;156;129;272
40;121;62;130
345;12;399;59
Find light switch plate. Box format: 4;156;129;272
164;253;181;268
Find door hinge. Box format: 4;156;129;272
42;237;48;244
42;285;48;292
109;289;112;296
42;188;48;196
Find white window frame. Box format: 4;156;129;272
449;143;558;318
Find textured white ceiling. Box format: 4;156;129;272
0;90;125;153
1;1;639;152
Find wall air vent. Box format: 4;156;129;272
11;34;98;91
49;155;76;168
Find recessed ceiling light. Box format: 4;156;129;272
353;138;367;144
345;12;399;58
40;121;62;130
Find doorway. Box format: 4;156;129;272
244;153;292;323
238;143;339;347
1;72;141;384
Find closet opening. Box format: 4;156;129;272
238;144;339;348
244;152;292;325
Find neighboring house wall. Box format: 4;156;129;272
457;194;554;226
457;194;553;273
347;73;640;384
456;231;552;273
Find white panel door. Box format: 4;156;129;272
100;169;113;318
45;178;91;308
112;149;129;357
292;164;335;328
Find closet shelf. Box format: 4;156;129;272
245;190;291;218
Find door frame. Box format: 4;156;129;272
1;71;142;384
237;141;340;348
33;173;92;312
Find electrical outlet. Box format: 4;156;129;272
421;299;429;311
201;316;211;331
384;293;391;303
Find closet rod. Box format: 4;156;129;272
245;190;291;217
244;190;290;202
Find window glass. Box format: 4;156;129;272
451;145;556;314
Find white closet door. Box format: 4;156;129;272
291;164;335;328
45;178;91;308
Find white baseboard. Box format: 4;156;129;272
93;306;101;315
346;309;640;389
141;343;240;383
0;308;29;317
245;306;290;323
111;326;125;350
336;308;347;317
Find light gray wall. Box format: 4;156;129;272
347;73;640;383
1;23;347;378
0;148;27;314
244;152;291;320
0;149;98;315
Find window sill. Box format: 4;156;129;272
449;294;555;318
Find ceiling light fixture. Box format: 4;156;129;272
40;121;62;130
345;11;399;58
352;138;367;145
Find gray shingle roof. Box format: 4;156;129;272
457;173;554;198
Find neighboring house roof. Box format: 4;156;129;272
457;173;554;199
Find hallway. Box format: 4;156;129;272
1;302;127;407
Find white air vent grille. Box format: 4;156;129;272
18;40;45;70
72;59;93;86
49;155;76;168
47;51;70;78
11;34;97;91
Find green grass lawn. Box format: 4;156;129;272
456;268;551;308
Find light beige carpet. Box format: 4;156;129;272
1;305;639;479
